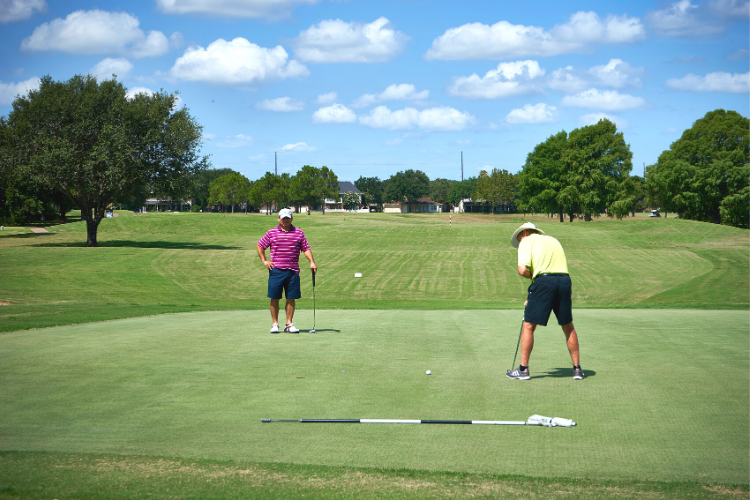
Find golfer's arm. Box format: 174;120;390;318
257;245;268;264
303;249;317;271
518;265;532;280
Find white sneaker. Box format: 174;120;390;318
284;323;299;333
270;323;279;333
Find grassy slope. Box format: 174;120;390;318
0;212;747;332
1;310;747;485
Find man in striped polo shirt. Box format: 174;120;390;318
257;208;317;333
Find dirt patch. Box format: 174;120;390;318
0;301;12;305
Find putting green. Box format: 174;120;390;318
0;309;747;484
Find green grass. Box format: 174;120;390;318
0;212;747;332
0;212;748;498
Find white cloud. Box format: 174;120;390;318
561;88;645;111
125;86;153;99
506;103;558;124
155;0;318;19
665;71;750;93
646;0;724;37
169;38;308;86
90;58;133;81
385;138;403;146
0;0;45;22
359;105;475;131
579;113;629;129
215;134;253;148
281;142;316;152
352;83;429;108
317;92;337;104
424;11;644;60
293;17;407;63
548;59;646;94
0;77;40;105
726;48;750;60
21;10;172;58
707;0;750;18
256;97;304;112
312;103;357;123
449;60;545;99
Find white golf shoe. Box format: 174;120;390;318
284;323;300;333
270;323;280;334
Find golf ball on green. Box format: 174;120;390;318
426;370;431;375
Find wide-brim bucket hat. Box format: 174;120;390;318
511;222;544;248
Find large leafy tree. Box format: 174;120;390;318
0;75;208;246
517;131;569;221
290;165;339;214
447;177;478;206
190;167;235;210
474;168;516;214
384;169;429;203
209;171;252;213
647;109;749;227
354;176;384;207
563;119;633;221
429;178;454;205
251;172;280;215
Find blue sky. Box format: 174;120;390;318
1;0;747;183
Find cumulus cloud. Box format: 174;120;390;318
155;0;318;19
548;59;646;93
707;0;750;18
21;10;172;58
424;11;644;60
0;0;46;22
256;97;304;112
449;60;545;99
359;105;475;131
0;77;40;105
125;87;154;99
579;112;629;129
561;88;646;111
293;17;407;63
317;92;337;104
665;71;750;93
646;0;724;37
281;142;316;152
726;48;749;60
312;103;357;123
506;103;558;124
169;38;308;86
90;58;133;81
352;83;429;108
215;134;253;148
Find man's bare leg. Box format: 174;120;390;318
520;321;536;366
285;299;296;325
269;299;280;325
562;322;580;366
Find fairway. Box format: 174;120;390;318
1;309;747;485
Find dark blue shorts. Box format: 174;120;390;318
524;274;573;327
267;268;301;300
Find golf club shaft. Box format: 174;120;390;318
311;269;316;330
262;418;527;425
510;320;524;370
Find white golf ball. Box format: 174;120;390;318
426;370;431;375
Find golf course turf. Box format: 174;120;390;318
1;212;748;498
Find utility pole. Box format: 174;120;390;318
461;151;464;181
275;151;278;176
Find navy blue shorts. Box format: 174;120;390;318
524;274;573;327
267;268;301;300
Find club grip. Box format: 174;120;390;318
312;269;316;287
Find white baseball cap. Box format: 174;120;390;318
278;208;293;219
511;222;544;248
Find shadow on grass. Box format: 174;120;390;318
535;367;596;379
1;232;53;239
32;240;242;250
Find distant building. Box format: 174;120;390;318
324;181;364;211
383;198;448;213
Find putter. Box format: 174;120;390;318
310;269;316;333
510;319;524;371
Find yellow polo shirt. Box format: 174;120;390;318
517;233;569;280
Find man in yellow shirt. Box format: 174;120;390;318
507;222;584;381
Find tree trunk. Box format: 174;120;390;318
584;213;592;221
59;205;67;223
84;208;101;247
711;210;721;224
559;207;564;222
569;212;574;222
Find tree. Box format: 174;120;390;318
474;168;516;214
251;172;280;215
355;176;384;207
290;165;339;214
517;131;569;221
447;177;478;206
429;178;454;205
384;169;429;203
209;172;251;213
563;119;633;221
0;75;208;246
647;109;749;226
342;191;360;210
190;168;235;210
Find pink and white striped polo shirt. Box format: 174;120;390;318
257;225;310;274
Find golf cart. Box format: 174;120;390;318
649;209;661;218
